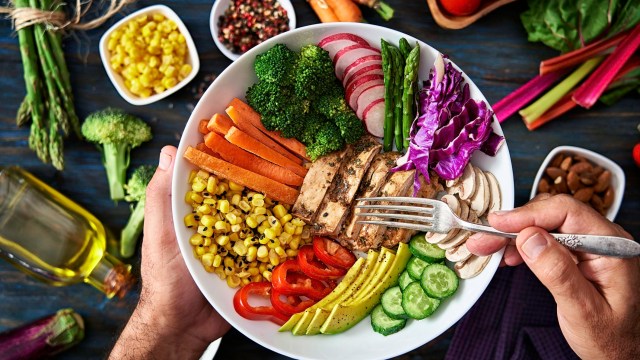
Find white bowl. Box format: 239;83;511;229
172;23;514;360
530;145;625;221
99;5;200;106
210;0;297;61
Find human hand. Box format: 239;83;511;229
466;194;640;359
110;146;229;359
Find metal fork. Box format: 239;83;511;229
356;197;640;258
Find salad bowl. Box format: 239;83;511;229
172;22;514;360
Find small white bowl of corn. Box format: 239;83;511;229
99;5;200;106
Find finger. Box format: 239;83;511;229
578;256;640;311
144;146;178;248
466;233;511;256
503;245;523;266
516;226;602;315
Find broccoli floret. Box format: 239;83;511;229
81;108;152;201
334;112;365;144
300;111;330;145
120;165;156;258
254;44;297;84
294;45;335;100
314;81;364;144
246;82;294;116
257;98;309;138
306;122;345;161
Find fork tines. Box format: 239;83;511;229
355;196;437;233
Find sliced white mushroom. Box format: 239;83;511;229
484;171;502;213
445;242;473;262
454;254;492;279
437;229;471;249
449;163;476;200
426;194;460;244
445;176;460;188
434;53;445;85
458;198;470;223
469;166;490;217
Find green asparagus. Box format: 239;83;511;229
381;39;395;151
402;44;420;149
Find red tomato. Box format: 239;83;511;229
298;246;347;280
271;260;335;300
270;290;315;316
439;0;482;16
313;236;357;269
233;281;289;325
633;143;640;167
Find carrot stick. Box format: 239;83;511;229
228;98;309;160
198;120;210;135
308;0;340;22
325;0;362;22
226;105;302;165
207;113;234;135
204;132;304;187
225;126;308;178
196;142;219;157
184;147;299;205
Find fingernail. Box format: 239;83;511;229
158;150;173;170
522;233;547;260
491;210;509;216
467;233;484;242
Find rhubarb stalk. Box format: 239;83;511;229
572;24;640;109
526;92;577;131
520;57;603;123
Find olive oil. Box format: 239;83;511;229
0;167;133;298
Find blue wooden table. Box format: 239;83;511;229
1;1;638;358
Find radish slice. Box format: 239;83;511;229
321;39;366;61
342;55;382;85
356;84;385;119
363;99;385;137
344;65;384;88
334;45;381;80
318;33;369;49
345;74;384;110
434;53;445;85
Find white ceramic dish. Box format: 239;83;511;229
172;23;514;360
210;0;297;61
530;145;625;221
99;5;200;106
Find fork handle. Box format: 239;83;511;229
460;223;640;258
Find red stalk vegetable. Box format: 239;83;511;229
0;309;84;360
572;24;640;109
492;70;566;123
525;92;577;131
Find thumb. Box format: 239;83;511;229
516;227;600;313
144;146;177;242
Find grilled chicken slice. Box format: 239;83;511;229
313;137;382;236
292;147;352;223
338;152;399;247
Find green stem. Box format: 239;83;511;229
103;142;129;201
520;56;604;123
16;97;31;127
374;1;394;21
120;198;145;258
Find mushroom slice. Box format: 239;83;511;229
454;254;492;279
447;163;476;200
469;166;490;217
445;242;473;262
438;229;471;249
425;194;460;244
484;171;502;213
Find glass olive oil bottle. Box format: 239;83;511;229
0;166;133;298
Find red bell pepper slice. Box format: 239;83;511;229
298;245;347;280
271;260;335;300
313;236;357;269
233;281;289;325
270;289;316;316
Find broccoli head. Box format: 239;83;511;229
121;165;156;258
306;122;345;161
300;111;330;145
334;112;365;144
294;45;335;100
254;44;297;85
81;108;152;201
246;81;293;116
314;81;351;119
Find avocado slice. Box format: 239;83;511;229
347;248;397;305
320;242;412;335
342;248;393;305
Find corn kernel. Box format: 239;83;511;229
201;253;215;267
227;181;244;192
253;207;267;216
280;214;293;224
197;204;212;215
290;236;300;250
189;234;204;246
224;257;235;268
190;193;204;204
262;271;272;282
258;234;270;245
256;215;267;224
286;249;298;258
229;232;239;242
214;220;226;231
284;222;296;235
264;228;276;240
275;246;286;257
209;243;218;254
246;246;258;262
184;214;197;228
197;225;213;238
272;205;287;219
232;241;247;256
267;238;280;249
200;214;215;228
245;216;258;228
252;197;265;207
216;235;230;246
257;245;268;258
212;254;222;267
294;225;304;235
226;275;241;288
195;246;206;256
301;227;311;239
218;200;230;214
206;176;217;193
202;237;212;247
225;213;237;225
279;232;292;244
291;218;305;227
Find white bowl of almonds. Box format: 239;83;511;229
530;145;625;221
99;4;200;106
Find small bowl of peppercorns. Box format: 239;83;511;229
210;0;296;61
530;146;625;221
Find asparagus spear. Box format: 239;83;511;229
16;97;30;127
402;44;420;149
381;39;395;151
391;46;405;152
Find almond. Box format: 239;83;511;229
554;176;568;193
594;170;611;193
580;176;595;186
560;156;573;171
569;161;592;175
590;194;604;214
573;187;594;203
567;171;582;193
551;154;564;168
545;167;566;180
538;178;550;193
592;166;605;178
603;187;615;208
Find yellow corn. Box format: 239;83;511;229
267;238;280;249
216;235;230;246
225;213;237;225
232;241;247;256
197;225;213;238
214;220;227;231
227;275;241;288
218;199;230;213
262;271;272;282
257;245;268;259
245;216;258;228
201;253;215;267
231;224;241;233
272;204;287;219
189;234;203;246
246;246;258;262
200;214;215;228
184;214;197;228
197;204;212;215
280;214;293;224
275;246;286;257
206;176;217;193
286;249;298;258
229;181;244;191
202;237;212;247
195;246;206;256
212;254;222;267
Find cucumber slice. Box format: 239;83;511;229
401;282;440;320
398;270;414;291
381;286;408;320
407;256;429;280
420;263;459;299
371;304;406;336
409;233;446;262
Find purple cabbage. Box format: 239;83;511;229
393;59;504;193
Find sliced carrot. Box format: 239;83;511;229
204;132;304;187
225;126;308;178
184;146;299;205
228;98;310;160
325;0;362;22
207;113;234;135
198;120;210;135
226;105;302;165
308;0;340;22
196;142;219;157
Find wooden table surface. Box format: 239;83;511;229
1;1;638;359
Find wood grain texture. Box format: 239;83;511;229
1;1;639;359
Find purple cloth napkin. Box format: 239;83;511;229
446;265;580;360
